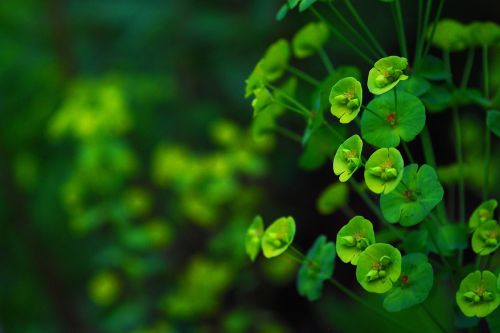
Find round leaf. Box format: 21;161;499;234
456;271;500;318
356;243;402;293
429;19;469;52
367;56;409;95
469;199;498;231
336;216;375;265
466;21;500;47
364;148;405;194
261;216;296;258
292;22;329;58
316;182;349;215
329;77;363;123
245;215;265;261
333;134;363;182
472;220;500;256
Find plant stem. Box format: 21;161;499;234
394;0;408;58
290;245;306;259
286;66;321;87
274;125;303;143
460;48;475;89
343;0;387;57
310;6;374;65
401;141;415;164
414;0;423;63
422;0;445;59
266;83;310;117
482;44;491;200
415;0;432;66
318;47;334;74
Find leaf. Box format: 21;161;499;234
333;134;363;182
383;253;434;312
367;56;409;95
261;216;296;258
487;110;500;137
245;215;265;261
299;0;318;12
469;199;498;231
472;220;500;256
335;216;375;265
420;84;453;113
364;147;405;194
417;55;450;81
401;229;429;254
466;21;500;47
316;182;349;215
380;164;444;227
361;90;426;147
456;271;500;318
330;77;363;123
356;243;402;293
292;21;329;58
426;223;468;255
297;235;336;301
429;19;468;52
288;0;300;8
299;126;344;170
276;3;289;21
396;76;431;97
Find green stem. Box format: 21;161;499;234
452;105;465;226
422;0;445;59
318;47;334;74
343;0;387;57
394;0;408;58
483;44;490;200
290;245;306;260
460;48;475;89
414;0;423;63
286;66;321;87
401;141;415;164
362;104;385;121
310;6;374;65
266;83;310;117
415;0;432;66
274;125;303;143
323;121;346;142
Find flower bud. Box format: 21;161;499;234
357;237;370;250
378;270;386;278
347;98;360;110
384;168;398;179
379;255;392;266
463;291;477;302
483;291;494;302
340;235;356;246
347;157;360;171
366;269;379;281
486;238;498;246
334;94;348;104
375;75;388;88
369;166;383;176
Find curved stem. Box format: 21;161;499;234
286;66;321;87
482;44;491;200
422;0;445;59
274;125;303;143
460;48;475;89
415;0;432;66
318;47;334;74
414;0;424;63
394;0;408;59
401;141;415;164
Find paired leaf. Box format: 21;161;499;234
292;22;329;58
456;270;500;318
333;134;363;182
356;243;402;293
367;56;409;95
472;220;500;256
361;90;426;147
245;215;265;261
261;216;296;258
469;199;498;231
297;235;336;301
330;77;363;123
316;182;349;215
364;148;405;194
380;164;444;227
429;19;468;52
336;216;375;265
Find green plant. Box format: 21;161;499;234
245;0;500;331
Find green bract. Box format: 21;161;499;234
487;110;500;137
429;19;468;52
297;235;336;301
380;164;444;227
456;271;500;318
361;91;426;147
469;199;498;231
364;148;404;194
261;216;296;258
367;56;409;95
336;216;375;265
356;243;402;293
333;134;363;182
466;21;500;47
245;215;265;261
383;253;434;312
316;182;349;215
292;22;329;58
472;220;499;256
329;77;363;123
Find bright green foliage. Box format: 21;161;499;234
417;55;450;81
299;0;318;12
89;271;121;306
397;76;431;97
429;19;468;52
252;88;274;117
292;22;329;58
367;56;409;95
245;215;265;261
361;91;426;148
329;77;363;123
261;216;296;258
333;134;363;182
487;110;500;137
336;216;375;265
466;21;500;47
427;223;468;255
356;243;402;293
469;199;498;231
383;253;434;312
297;235;336;301
456;271;500;318
472;220;500;256
364;148;404;194
380;164;444;227
316;182;349;215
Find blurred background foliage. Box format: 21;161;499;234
0;0;499;333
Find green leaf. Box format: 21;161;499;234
487;110;500;137
316;182;349;215
466;21;500;47
417;55;450;81
330;77;363;123
469;199;498;231
260;39;291;81
297;235;336;301
367;56;409;95
420;84;453;113
292;22;329;58
261;216;296;258
397;76;431;97
276;3;289;21
472;220;500;256
426;222;468;255
456;270;500;318
383;253;434;312
364;147;405;194
335;216;375;265
299;126;344;170
429;19;468;52
380;164;444;227
356;243;402;293
401;229;429;254
299;0;318;12
288;0;300;8
333;134;363;182
361;91;426;147
245;215;265;261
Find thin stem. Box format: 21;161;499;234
483;44;491;200
361;104;385;121
343;0;387;57
323;121;345;142
460;48;475;89
266;83;310;117
421;303;448;333
285;251;304;265
401;141;415;164
452;105;465;226
422;0;445;59
415;0;432;66
414;0;423;63
394;0;408;58
273;98;310;118
310;6;374;65
290;245;306;260
482;254;493;270
286;66;321;87
274;125;303;143
318;47;334;74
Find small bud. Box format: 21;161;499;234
393;69;403;78
379;255;392;267
273;239;282;247
474;295;481;303
384;168;398;179
342;149;352;158
347;157;360;171
347;98;360;110
480;231;492;241
334;94;348;104
357;237;370;250
375;75;388;88
378;270;386;278
340;235;356;247
369;166;383;176
486;238;498;246
479;209;490;222
483;291;494;302
366;269;379;281
463;291;478;302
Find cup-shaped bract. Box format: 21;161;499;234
429;19;468;52
261;216;296;258
466;21;500;47
316;182;349;215
383;253;433;312
329;77;363;123
380;164;444;227
292;22;329;58
456;271;500;318
356;243;402;293
364;148;404;194
367;56;409;95
361;91;426;148
297;235;336;301
469;199;498;231
333;134;363;182
336;216;375;265
472;220;499;256
245;215;265;261
252;88;274;117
